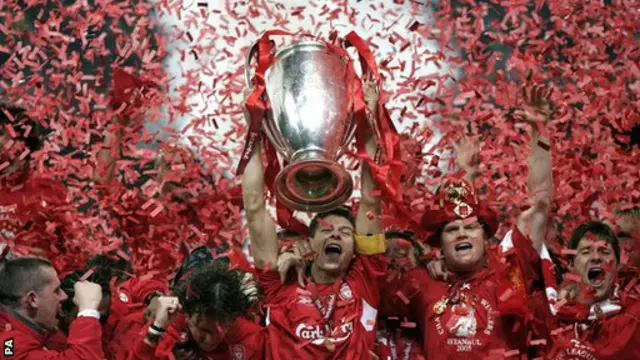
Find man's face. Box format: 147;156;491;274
186;313;232;352
440;217;486;273
33;267;68;331
571;236;618;303
310;215;355;276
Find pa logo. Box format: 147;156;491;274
3;338;14;357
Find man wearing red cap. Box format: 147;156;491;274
381;86;555;359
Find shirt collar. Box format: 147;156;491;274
0;305;46;336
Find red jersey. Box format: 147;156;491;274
110;310;265;360
259;254;387;360
545;296;640;359
373;330;425;360
0;306;103;360
104;278;168;353
381;227;551;360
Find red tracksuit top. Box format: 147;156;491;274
0;306;103;360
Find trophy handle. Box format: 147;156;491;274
244;40;260;88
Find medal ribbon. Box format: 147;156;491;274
307;278;345;331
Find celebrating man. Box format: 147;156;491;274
242;76;387;359
0;257;104;359
112;260;265;360
381;86;555;359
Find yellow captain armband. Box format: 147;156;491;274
355;233;386;255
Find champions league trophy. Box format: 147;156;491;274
244;40;357;212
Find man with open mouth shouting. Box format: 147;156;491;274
379;86;556;359
545;221;640;360
241;78;386;359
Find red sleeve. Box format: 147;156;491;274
0;317;103;360
597;302;640;359
510;226;545;293
501;227;556;339
224;318;266;360
128;336;158;360
108;310;147;360
257;269;288;305
346;254;388;306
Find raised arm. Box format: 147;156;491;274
95;123;122;185
96;68;153;185
355;79;383;236
515;85;553;253
241;107;278;270
453;134;480;183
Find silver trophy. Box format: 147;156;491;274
245;40;356;212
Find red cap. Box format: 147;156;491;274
420;177;499;246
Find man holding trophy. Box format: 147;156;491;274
240;33;391;360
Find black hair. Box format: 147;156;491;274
568;221;620;262
86;253;133;284
171;246;216;291
174;260;249;323
308;206;356;237
0;257;54;307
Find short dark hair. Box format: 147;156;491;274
86;254;133;284
175;260;249;323
568;221;620;262
171;246;216;291
0;257;54;307
308;206;356;237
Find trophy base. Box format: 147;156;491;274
275;160;353;213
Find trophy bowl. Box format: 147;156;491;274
253;40;357;212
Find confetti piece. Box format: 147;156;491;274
79;268;95;281
395;291;410;304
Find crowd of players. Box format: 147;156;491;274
0;78;638;360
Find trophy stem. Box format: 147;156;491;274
274;156;353;213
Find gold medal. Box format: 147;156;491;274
433;297;449;315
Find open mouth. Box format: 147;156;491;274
454;242;473;253
587;267;605;286
324;243;343;257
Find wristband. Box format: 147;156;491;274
147;327;163;336
77;309;101;320
355;233;386;255
149;323;166;333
